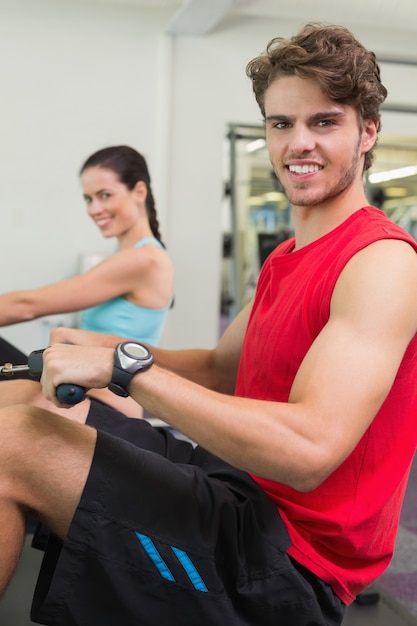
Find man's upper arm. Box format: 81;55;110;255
288;238;417;477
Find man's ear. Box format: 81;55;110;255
361;118;378;154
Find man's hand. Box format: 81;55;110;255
41;343;114;406
49;326;125;349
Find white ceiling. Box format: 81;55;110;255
68;0;417;36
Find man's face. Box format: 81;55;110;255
264;75;376;209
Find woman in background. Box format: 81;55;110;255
78;145;174;343
0;145;174;417
0;145;174;343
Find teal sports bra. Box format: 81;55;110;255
79;237;171;346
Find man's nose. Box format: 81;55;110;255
290;125;316;154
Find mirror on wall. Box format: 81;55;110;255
221;123;417;323
366;138;417;237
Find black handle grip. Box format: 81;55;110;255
56;383;86;405
28;349;86;405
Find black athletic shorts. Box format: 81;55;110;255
31;399;345;626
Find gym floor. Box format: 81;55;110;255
0;535;415;626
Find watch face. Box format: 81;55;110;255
122;343;150;360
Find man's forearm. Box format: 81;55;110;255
151;347;232;392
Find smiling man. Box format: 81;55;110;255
1;23;417;626
265;79;372;214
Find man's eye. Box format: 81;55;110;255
274;122;288;129
317;120;334;127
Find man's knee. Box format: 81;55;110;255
0;403;92;491
0;379;42;408
0;403;54;470
0;404;96;536
0;404;44;507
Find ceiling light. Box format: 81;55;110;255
368;165;417;183
245;139;266;153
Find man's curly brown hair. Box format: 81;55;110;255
246;23;387;170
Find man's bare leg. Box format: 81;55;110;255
0;379;144;420
0;403;96;595
0;379;91;423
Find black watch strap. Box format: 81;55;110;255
108;367;135;397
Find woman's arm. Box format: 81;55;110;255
0;245;171;327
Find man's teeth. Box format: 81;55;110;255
288;164;322;174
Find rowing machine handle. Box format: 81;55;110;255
28;349;87;405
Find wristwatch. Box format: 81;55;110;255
108;341;154;397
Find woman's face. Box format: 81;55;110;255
81;166;145;238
